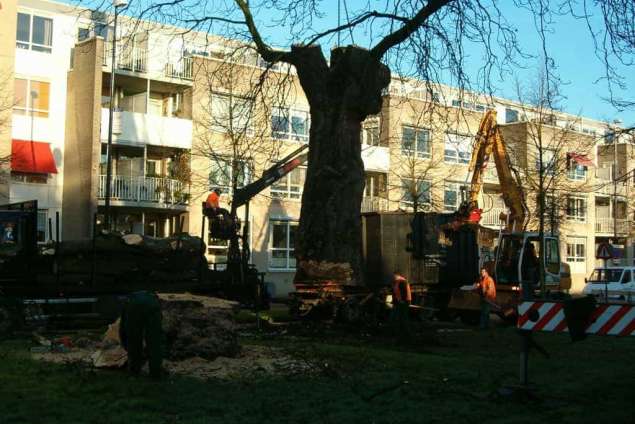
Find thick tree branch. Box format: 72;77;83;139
370;0;453;59
234;0;293;64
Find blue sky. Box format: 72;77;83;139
73;0;634;125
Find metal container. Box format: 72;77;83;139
361;211;481;290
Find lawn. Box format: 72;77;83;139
0;321;633;424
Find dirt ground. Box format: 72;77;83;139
31;340;315;380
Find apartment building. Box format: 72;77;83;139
2;0;633;296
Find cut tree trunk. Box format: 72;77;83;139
292;45;390;285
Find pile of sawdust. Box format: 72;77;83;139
158;293;240;360
32;344;314;379
164;345;315;380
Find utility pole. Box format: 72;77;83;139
104;0;128;230
612;119;622;254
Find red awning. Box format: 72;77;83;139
568;152;594;167
11;139;58;174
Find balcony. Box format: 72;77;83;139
483;166;499;184
481;207;507;228
595;217;629;236
101;109;192;149
595;167;628;197
165;57;193;80
361;145;390;172
361;197;390;213
98;175;189;209
103;45;147;73
103;45;192;82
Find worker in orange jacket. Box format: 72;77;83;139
205;188;221;213
475;267;497;329
392;272;412;341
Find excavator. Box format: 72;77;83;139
448;110;571;318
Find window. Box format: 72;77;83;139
444;181;469;211
401;179;431;209
402;126;431;158
210;93;253;134
505;108;519;123
13;78;50;117
271;107;309;142
11;172;48;184
444;133;471;164
77;27;90;42
37;210;48;243
16;13;53;53
545;238;561;274
271;167;305;200
269;220;298;270
362;125;381;146
567;163;587;181
208;158;250;193
566;237;586;263
535;149;556;175
451;99;461;107
566;196;587;222
364;173;387;198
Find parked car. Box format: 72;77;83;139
582;267;635;303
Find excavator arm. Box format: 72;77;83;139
462;110;527;232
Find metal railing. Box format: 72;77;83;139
595;216;629;235
361;197;389;213
103;45;148;73
164;56;193;80
98;175;189;205
481;207;507;228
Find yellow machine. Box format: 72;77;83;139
449;111;571;319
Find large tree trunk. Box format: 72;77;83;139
292;46;390;285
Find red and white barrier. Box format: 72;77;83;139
517;301;635;336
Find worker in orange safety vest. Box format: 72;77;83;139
391;272;412;341
474;267;497;329
205;188;221;211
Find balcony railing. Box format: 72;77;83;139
102;45;193;81
481;207;507;228
103;45;148;73
595;217;629;235
98;175;190;206
361;197;389;213
165;56;193;80
483;166;499;184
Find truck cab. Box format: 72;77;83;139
494;232;568;291
583;267;635;303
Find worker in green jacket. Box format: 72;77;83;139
119;291;164;379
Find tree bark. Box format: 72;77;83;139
292;45;390;284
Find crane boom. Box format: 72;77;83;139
463;110;527;232
232;144;309;209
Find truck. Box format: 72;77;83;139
0;145;309;333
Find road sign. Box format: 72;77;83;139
596;242;613;260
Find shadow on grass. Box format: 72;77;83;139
0;327;634;424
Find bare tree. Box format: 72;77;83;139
73;0;635;284
502;74;597;292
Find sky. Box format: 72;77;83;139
69;0;634;126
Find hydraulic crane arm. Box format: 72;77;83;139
232;144;309;208
464;110;527;231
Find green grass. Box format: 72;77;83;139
0;324;634;424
